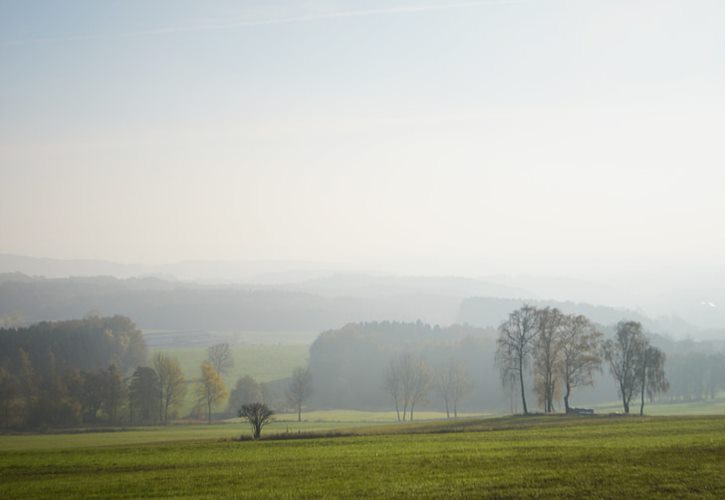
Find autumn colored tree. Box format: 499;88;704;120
195;362;227;424
154;353;186;424
559;315;603;413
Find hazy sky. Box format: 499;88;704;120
1;0;724;278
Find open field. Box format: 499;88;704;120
150;343;310;385
2;415;725;498
594;398;725;416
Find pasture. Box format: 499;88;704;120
2;415;725;498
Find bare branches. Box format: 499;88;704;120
496;305;539;415
558;315;603;413
287;366;313;422
207;343;233;376
238;402;273;439
385;353;430;421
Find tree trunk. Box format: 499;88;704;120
297;403;301;422
564;381;571;414
445;399;450;419
519;356;528;415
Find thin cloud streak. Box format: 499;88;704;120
2;0;523;48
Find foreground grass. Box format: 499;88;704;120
2;415;725;498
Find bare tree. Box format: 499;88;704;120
385;353;430;422
533;307;566;413
496;305;539;415
384;359;404;421
604;321;647;414
195;362;228;424
153;353;186;425
558;315;603;413
287;366;313;422
207;343;233;376
639;345;668;416
435;360;471;418
407;358;430;421
239;402;273;439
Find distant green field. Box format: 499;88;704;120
150;344;309;385
594;398;725;416
3;415;725;498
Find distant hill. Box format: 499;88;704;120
0;254;143;279
289;273;533;299
0;253;342;284
457;297;699;337
0;274;493;332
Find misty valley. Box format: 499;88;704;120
2;271;725;497
3;0;725;497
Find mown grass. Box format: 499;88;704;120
2;415;725;498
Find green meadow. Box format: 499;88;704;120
150;343;310;385
3;414;725;498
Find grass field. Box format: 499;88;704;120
3;414;725;498
151;344;310;385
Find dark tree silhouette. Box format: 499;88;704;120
239;402;273;439
604;321;647;414
496;305;539;415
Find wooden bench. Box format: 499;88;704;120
568;407;594;415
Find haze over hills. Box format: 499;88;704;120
1;252;722;341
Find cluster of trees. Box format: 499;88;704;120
309;321;499;414
0;316;146;428
0;321;239;429
663;352;725;402
384;354;471;421
496;306;668;415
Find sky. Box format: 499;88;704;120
1;0;724;284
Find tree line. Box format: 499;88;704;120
496;305;668;415
0;316;314;430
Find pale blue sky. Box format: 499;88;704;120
1;0;724;281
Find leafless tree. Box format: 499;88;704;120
496;305;539;415
604;321;647;414
407;358;430;421
435;360;472;418
384;359;404;421
207;343;233;376
639;345;668;415
286;366;313;422
385;353;430;421
558;315;603;413
239;402;273;439
533;307;566;413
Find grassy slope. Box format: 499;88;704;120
2;415;725;498
151;344;310;385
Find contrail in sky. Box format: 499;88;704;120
2;0;523;48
